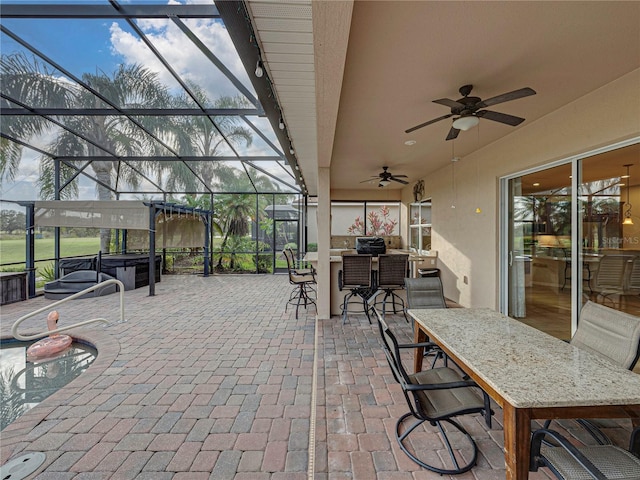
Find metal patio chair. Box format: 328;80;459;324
283;248;316;319
530;427;640;479
338;253;374;324
543;300;640;445
405;276;448;367
370;254;409;321
405;276;447;310
375;309;492;475
593;255;634;307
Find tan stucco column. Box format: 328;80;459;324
316;166;331;319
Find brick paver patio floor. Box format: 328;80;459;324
1;274;634;479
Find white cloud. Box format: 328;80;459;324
109;16;254;102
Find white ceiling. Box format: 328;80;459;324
246;1;640;196
245;0;319;192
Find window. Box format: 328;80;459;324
409;200;431;253
330;201;401;235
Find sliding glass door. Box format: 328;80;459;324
506;163;574;339
501;140;640;340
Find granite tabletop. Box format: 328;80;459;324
408;307;640;409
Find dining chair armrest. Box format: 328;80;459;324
630;426;640;456
397;342;439;350
530;428;607;479
292;261;315;275
404;378;479;392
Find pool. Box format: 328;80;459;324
0;339;97;430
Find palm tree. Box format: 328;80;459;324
1;53;73;183
162;86;254;192
1;53;173;251
212;170;280;271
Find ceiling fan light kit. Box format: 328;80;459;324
452;115;479;131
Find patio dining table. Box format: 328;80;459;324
408;307;640;480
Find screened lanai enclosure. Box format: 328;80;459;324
0;1;313;294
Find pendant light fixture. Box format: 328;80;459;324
451;140;458;208
474;123;481;214
623;164;634;225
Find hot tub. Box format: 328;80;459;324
60;254;161;291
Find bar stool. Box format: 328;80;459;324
283;249;316;319
371;254;409;321
339;254;373;324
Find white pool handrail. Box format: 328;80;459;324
12;278;126;341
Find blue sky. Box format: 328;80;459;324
2;18;120;78
0;7;284;210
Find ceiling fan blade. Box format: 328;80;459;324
476;87;536;108
390;177;409;185
405;113;453;133
477;110;525;126
359;178;376;183
433;98;465;109
391;174;408;178
445;126;460;141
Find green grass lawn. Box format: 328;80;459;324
0;236;282;278
0;237;100;268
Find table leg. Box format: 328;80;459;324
502;404;531;480
413;326;427;373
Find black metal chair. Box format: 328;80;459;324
283;249;316;319
375;309;492;475
405;276;447;310
338;254;373;324
370;254;409;321
405;276;448;367
593;255;634;307
530;427;640;479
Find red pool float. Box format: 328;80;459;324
26;311;72;360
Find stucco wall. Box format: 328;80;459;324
403;69;640;308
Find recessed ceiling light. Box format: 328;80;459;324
404;140;417;146
533;182;540;186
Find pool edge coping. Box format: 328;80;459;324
0;326;119;463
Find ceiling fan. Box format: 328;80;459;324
405;84;536;140
361;166;409;187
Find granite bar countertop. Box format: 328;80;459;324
409;307;640;409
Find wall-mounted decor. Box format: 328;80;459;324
413;180;425;202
